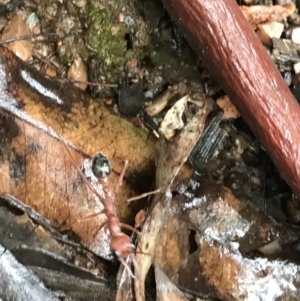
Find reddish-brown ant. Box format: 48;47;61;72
91;154;135;261
60;138;137;277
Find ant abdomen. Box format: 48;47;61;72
92;153;112;178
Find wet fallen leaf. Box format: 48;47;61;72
175;183;300;299
0;198;115;300
0;112;115;259
0;195;66;256
134;191;173;301
116;256;134;301
0;47;156;259
187;185;282;253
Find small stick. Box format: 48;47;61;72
0;33;59;45
70;80;117;88
59;210;105;231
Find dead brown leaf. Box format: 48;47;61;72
0;47;156;259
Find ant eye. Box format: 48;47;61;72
92;153;112;178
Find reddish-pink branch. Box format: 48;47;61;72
162;0;300;197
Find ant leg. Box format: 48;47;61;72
60;210;106;231
131;253;139;277
120;223;141;235
119;258;135;278
127;188;161;203
115;160;129;191
93;220;108;237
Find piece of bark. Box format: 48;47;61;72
161;0;300;198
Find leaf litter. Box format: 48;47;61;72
132;98;214;301
1;1;298;300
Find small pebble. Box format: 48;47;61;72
258;22;284;39
250;176;261;186
293;62;300;74
67;56;88;90
124;15;134;27
144;90;153;99
26;13;39;30
45;68;57;77
291;27;300;44
91;268;99;276
86;261;92;269
1;14;33;61
73;0;87;9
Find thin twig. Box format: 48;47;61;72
0;33;59;45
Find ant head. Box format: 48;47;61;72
92;153;112;178
111;234;135;260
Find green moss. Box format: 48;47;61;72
87;0;128;67
86;0;150;81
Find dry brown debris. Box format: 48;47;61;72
241;4;295;24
